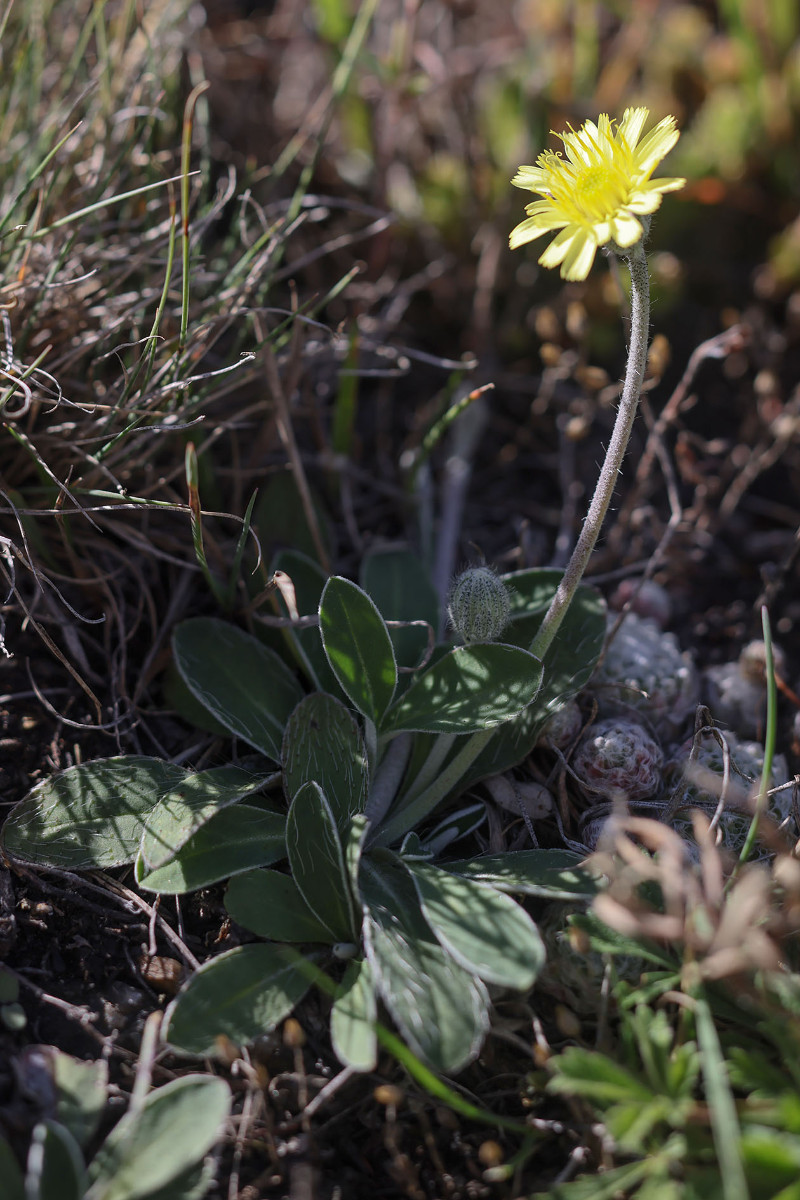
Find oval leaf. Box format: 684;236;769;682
253;469;334;565
361;548;439;673
505;567;566;618
406;861;544;989
1;757;186;869
163;944;312;1057
282;693;368;833
136;806;286;894
140;765;277;871
286;782;357;941
225;869;334;943
381;643;542;734
360;859;489;1072
319;576;397;722
52;1051;109;1150
443;849;597;900
331;957;377;1072
85;1076;229;1200
458;582;606;786
172;618;304;760
27;1120;85;1200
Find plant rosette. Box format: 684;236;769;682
594;612;699;736
572;717;664;803
664;733;792;860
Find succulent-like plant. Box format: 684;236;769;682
595;611;699;735
664;731;791;859
573;717;664;802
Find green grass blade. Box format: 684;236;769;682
695;995;749;1200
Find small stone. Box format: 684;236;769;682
478;1140;505;1168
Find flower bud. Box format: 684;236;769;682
448;567;511;643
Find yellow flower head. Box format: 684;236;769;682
509;108;685;281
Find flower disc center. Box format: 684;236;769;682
574;165;619;213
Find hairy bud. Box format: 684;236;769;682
448;567;511;643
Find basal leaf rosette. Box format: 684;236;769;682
509;107;686;280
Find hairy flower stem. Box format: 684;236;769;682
530;241;651;661
377;245;652;847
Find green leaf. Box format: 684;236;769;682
225;869;334;943
331;958;378;1071
136;806;286;894
132;1160;214;1200
253;469;333;566
172;618;304;760
530;1159;655;1200
0;1137;24;1200
27;1120;85;1200
310;0;352;44
502;571;605;703
282;693;368;834
505;567;567;620
267;549;340;694
374;1026;529;1132
85;1076;229;1200
570;912;678;969
405;861;544;989
53;1051;108;1149
419;803;485;855
1;757;186;869
162;664;232;737
381;642;542;734
547;1046;655;1106
605;1093;688;1154
360;548;439;673
163;945;312;1057
459;578;605;784
444;850;597;900
286;782;357;941
741;1127;800;1191
319;576;397;722
140;766;276;871
728;1046;796;1096
344;813;370;897
696;995;749;1200
360;858;489;1072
